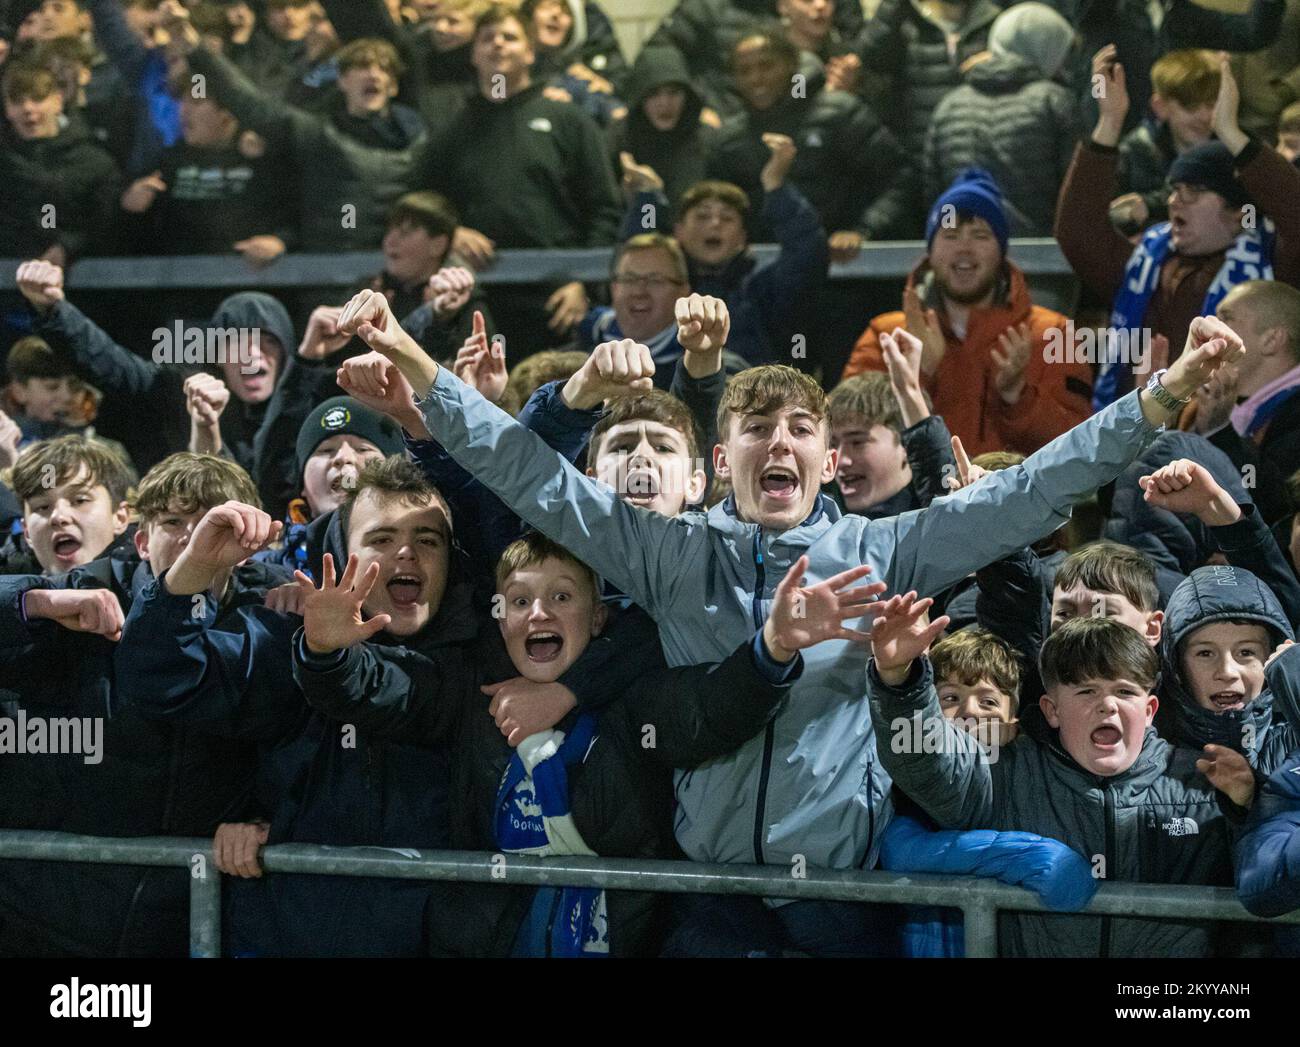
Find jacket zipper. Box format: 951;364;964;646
751;529;775;866
1100;781;1115;958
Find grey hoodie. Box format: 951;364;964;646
415;367;1165;878
1161;565;1298;776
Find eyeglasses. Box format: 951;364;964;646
611;273;682;289
1167;183;1209;205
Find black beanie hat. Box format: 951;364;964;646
1167;142;1255;210
295;396;405;478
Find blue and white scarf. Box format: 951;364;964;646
495;713;609;958
1094;220;1274;409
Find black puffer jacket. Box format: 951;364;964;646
607;45;714;207
1161;565;1299;776
0;555;284;957
924;53;1080;235
0;119;121;259
645;0;865;116
708;91;911;239
861;0;1001;156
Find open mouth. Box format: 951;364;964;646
52;534;82;561
838;471;865;491
524;631;564;663
386;574;424;607
760;467;799;501
623;469;660;505
1208;690;1246;712
1090;724;1122;748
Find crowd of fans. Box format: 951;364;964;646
1;0;1300;960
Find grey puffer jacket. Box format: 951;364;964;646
862;0;1001;155
871;657;1240;957
1161;565;1299;777
923;52;1080;235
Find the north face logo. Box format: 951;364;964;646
1162;817;1199;837
804;131;823;148
321;406;350;430
529;118;553;133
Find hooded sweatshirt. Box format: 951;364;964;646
606;45;711;207
1161;565;1299;776
32;292;294;473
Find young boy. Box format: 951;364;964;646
1162;564;1298;775
1111;49;1220;233
880;626;1098;957
2;434;133;575
291;529;864;956
1;60;120;262
827;372;915;519
334;278;1243;956
870;607;1250;957
3;336;76;445
0;451;283;957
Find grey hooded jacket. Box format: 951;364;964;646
1161;565;1299;776
415;371;1161;875
870;657;1239;957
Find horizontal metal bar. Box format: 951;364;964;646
0;241;1071;291
0;830;1293;928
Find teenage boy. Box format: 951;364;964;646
0;434;133;575
1111;49;1220;233
291;530;855;956
332;277;1244;955
15;259;291;474
870;608;1251;957
0;452;283;957
1;59;120;261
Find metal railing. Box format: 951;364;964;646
0;830;1294;958
0;240;1073;291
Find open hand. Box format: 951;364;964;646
1197;743;1255;808
991;322;1032;405
295;552;391;655
762;555;888;661
869;590;950;683
902;286;945;377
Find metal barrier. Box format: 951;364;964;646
0;240;1073;291
0;830;1295;958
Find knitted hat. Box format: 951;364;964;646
989;2;1075;80
1168;141;1254;210
295;397;405;478
925;168;1010;255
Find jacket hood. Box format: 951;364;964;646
624;45;704;145
1161;565;1294;751
534;0;588;67
965;51;1051;92
208;292;296;362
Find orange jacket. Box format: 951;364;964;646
840;262;1093;458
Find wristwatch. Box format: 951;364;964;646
1144;368;1189;413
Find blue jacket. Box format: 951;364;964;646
880;811;1097;957
1237;737;1300;917
1161;565;1299;776
414;365;1163;880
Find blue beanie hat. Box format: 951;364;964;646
925;168;1010;255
